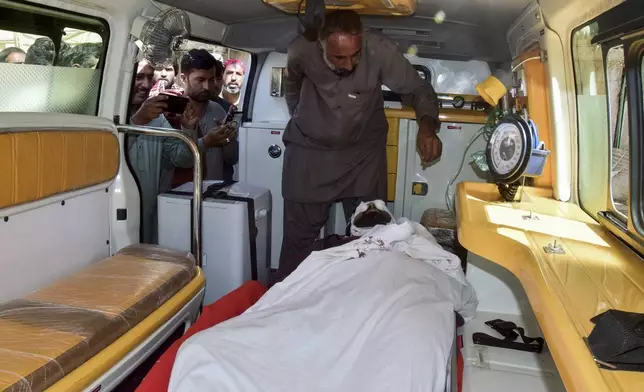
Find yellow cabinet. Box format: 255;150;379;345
385;118;399;201
262;0;417;16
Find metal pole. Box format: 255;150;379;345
117;125;202;268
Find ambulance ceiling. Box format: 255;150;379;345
157;0;532;62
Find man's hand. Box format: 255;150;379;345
131;95;168;125
180;99;200;130
203;122;238;148
417;116;442;166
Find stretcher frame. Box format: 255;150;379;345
446;319;460;392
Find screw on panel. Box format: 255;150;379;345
106;240;110;245
3;217;8;222
105;188;109;193
543;240;565;254
522;210;539;221
61;200;65;206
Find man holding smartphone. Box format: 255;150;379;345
132;50;238;181
178;49;239;181
129;53;238;243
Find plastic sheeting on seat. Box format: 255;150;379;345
0;244;195;392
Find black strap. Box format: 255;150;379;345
220;193;258;281
166;181;259;281
472;318;545;353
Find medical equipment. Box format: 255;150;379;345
158;182;272;305
486;115;550;201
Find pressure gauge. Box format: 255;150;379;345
452;96;465;109
486;116;533;184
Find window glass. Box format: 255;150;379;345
0;4;107;115
606;45;630;217
572;22;611;218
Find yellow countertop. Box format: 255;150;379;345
384;107;488;124
456;182;644;392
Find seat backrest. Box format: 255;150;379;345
0;113;119;302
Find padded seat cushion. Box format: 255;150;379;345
0;244;195;392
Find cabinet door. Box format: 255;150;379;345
402;121;490;221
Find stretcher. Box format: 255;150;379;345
164;219;475;392
136;281;465;392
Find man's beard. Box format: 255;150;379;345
225;84;240;94
320;42;357;78
190;90;210;102
333;68;353;77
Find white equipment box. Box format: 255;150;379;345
158;181;271;305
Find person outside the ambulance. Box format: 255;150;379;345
127;58;198;244
277;10;442;278
222;59;245;106
128;51;236;243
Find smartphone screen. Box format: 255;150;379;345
161;93;189;114
225;105;236;124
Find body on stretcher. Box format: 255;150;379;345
167;209;477;392
136;283;466;392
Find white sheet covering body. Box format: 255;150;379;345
169;220;477;392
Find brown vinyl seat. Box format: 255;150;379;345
0;243;196;392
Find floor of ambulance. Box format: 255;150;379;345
463;311;567;392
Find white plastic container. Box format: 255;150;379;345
158;181;271;305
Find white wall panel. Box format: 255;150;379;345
0;190;110;301
402;121;490;222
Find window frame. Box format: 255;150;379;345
602;41;628;220
0;0;110;116
571;1;644;248
626;36;644;237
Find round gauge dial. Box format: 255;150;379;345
452;96;465;109
490;123;523;176
486;117;532;184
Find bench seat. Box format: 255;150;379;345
0;244;196;392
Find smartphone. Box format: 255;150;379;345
224;105;236;124
160;93;189;114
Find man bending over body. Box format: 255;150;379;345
277;10;442;279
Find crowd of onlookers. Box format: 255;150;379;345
126;49;246;243
0;37;102;67
2;38;247;244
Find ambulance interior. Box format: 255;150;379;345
0;0;643;391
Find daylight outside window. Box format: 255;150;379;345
606;45;630;218
0;8;107;116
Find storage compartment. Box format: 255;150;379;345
463;253;566;392
158;182;271;305
262;0;417;16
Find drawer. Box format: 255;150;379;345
386;145;398;174
386;117;399;146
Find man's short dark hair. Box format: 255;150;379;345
181;49;216;75
25;38;70;66
59;42;102;68
0;47;26;63
214;58;225;78
320;10;363;41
